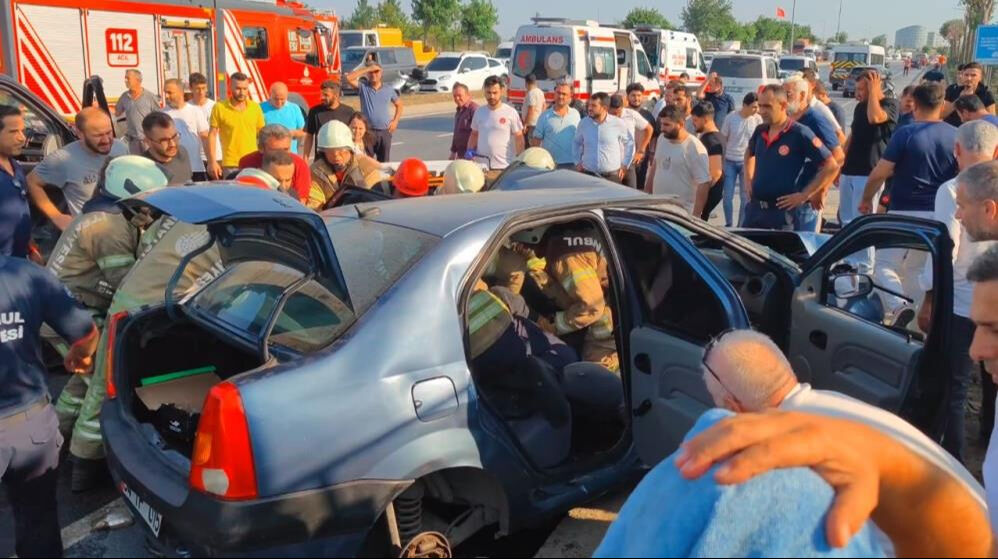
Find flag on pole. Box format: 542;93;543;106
777;7;786;18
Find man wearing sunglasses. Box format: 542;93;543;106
140;112;192;185
700;329;980;498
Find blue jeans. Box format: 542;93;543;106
742;201;821;231
721;159;747;227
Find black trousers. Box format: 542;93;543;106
1;404;63;558
371;129;393;163
942;315;977;462
700;181;724;221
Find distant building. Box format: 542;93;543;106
895;25;928;50
926;31;949;49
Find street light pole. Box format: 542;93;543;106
836;0;843;40
789;0;798;51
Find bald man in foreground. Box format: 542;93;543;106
261;82;306;155
700;330;983;504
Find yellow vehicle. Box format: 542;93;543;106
339;26;437;67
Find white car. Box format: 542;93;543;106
419;51;498;93
708;54;782;99
495;41;514;69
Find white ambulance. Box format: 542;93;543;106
508;18;661;110
632;28;707;90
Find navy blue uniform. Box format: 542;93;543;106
881;121;958;212
0;158;30;258
0;255;94;558
744;121;832;230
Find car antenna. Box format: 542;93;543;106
355;204;381;219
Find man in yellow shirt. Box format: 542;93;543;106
208;72;265;179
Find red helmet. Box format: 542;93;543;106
392;158;430;197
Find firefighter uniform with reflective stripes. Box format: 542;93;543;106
47;210;141;433
530;229;618;371
69;216;224;461
307;154;385;210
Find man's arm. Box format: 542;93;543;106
207;127;222;179
619;127;635;179
468;131;478;153
346;65;374;89
573;124;584;170
692;179;713;218
644;157;656;194
677;411;992;557
860;159;895;214
303;133;315;162
866;75;890;124
743;154;756;200
26;170;72;231
388;96;403;134
779;156;839;210
635;121;653;160
514;131;525;155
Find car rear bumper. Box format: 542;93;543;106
102;401;411;554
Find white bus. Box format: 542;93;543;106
829;44;886;89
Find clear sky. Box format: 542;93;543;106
311;0;967;44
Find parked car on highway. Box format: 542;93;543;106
778;55;819;79
842;66;895;98
420;51;498;92
104;174;955;557
707;53;782;98
341;46;419;93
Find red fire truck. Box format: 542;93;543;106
0;0;341;117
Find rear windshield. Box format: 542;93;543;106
512;44;571;81
340;33;363;50
191;218;438;353
495;47;511;59
709;57;762;79
779;58;806;70
835;52;869;63
427;57;461;71
850;67;874;77
342;49;368;69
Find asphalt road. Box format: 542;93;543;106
0;61;922;559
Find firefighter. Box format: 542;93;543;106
516;223;618;371
46;157;167;480
440;159;486;195
388;158;430;198
68;178;292;481
234;167;281;191
308;120;383;209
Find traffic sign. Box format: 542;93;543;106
975;24;998;65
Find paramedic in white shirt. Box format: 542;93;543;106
917;121;998;462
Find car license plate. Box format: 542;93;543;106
121;482;162;537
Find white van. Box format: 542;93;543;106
829;44;887;90
508;18;661;111
707;53;782;99
632;28;707;89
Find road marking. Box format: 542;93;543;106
60;497;131;551
392;142;405;146
436;133;454;138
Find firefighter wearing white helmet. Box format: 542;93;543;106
514;147;556;171
47;155;168;483
235;167;281;191
309;120;384;209
441;160;486;194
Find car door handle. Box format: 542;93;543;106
809;330;828;350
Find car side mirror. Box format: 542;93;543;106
460;67;470;74
832;273;874;299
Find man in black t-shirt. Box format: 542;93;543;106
691;102;725;221
303;81;356;160
840;70;898;273
943;62;996;127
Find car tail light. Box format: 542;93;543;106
189;382;258;500
104;311;129;400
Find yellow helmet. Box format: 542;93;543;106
514;147;556;171
441;160;485;194
316;120;354;150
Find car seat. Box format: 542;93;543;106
504;356;573;469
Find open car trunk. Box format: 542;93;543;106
118;306;270;457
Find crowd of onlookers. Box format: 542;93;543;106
3;56;998;557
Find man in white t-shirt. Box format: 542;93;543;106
701;329;985;508
646;104;711;215
470;76;524;178
916;122;998;461
610;93;653;189
163;78;210;181
718;92;763;226
189;72;220;170
521;74;546;139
